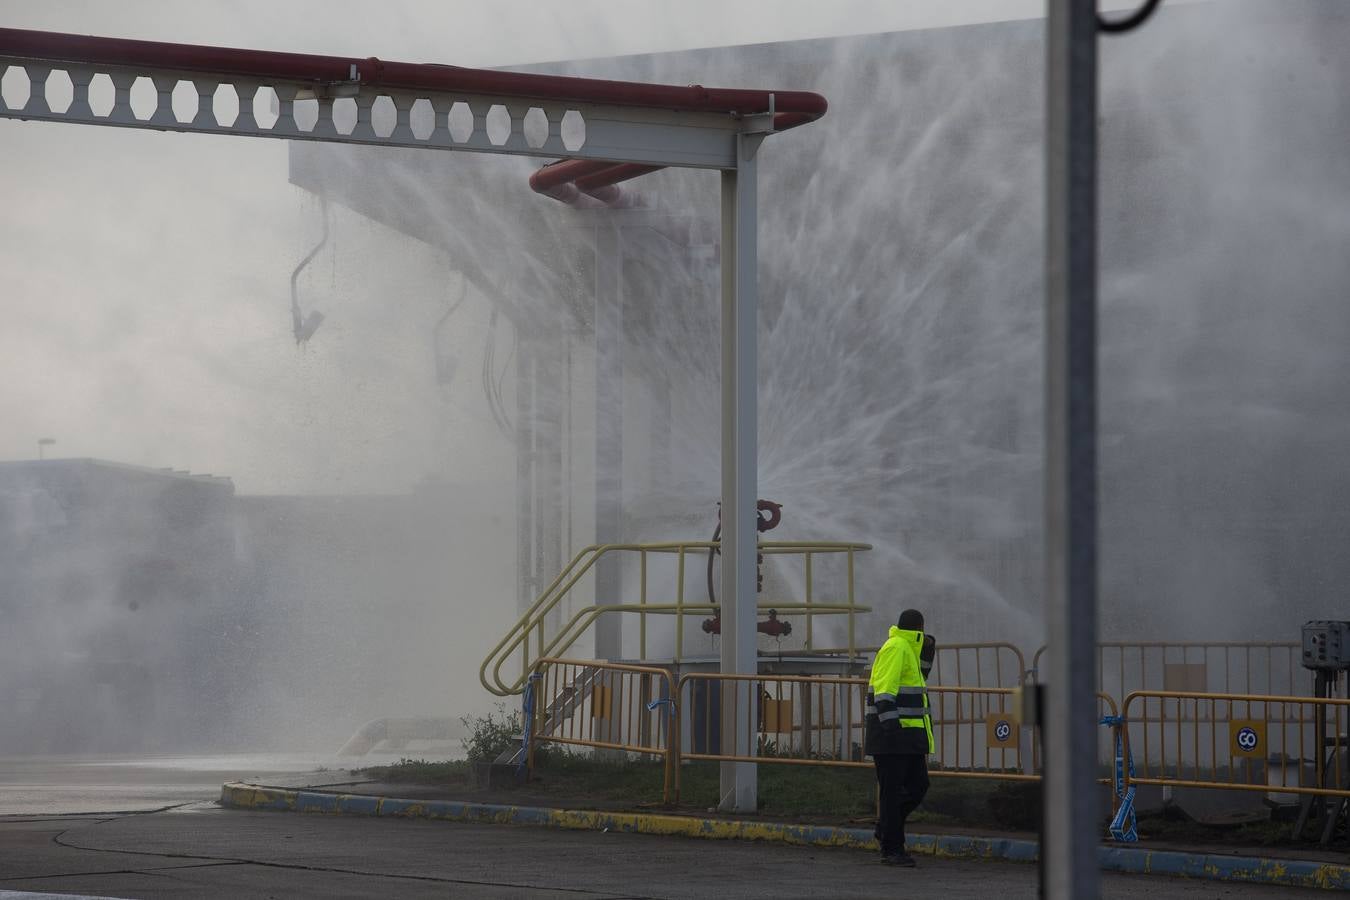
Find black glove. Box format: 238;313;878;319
920;634;936;680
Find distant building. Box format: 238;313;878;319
0;460;513;752
0;459;237;752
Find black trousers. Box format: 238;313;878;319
874;752;929;855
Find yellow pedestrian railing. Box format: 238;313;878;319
671;673;1044;786
526;657;678;802
801;642;1028;690
519;659;1350;817
1033;642;1307;700
675;672;871;771
1120;690;1350;800
480;540;873;696
928;686;1034;780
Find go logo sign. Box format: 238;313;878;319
987;716;1016;746
1236;726;1259;751
1230;721;1265;757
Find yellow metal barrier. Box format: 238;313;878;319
672;673;1043;789
1032;642;1308;699
675;672;871;774
527;658;678;802
480;540;873;696
522;664;1135;809
1121;690;1350;800
802;642;1028;690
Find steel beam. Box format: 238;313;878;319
0;58;743;169
1044;0;1100;897
719;133;760;813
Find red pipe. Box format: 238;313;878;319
529;160;661;208
527;111;819;206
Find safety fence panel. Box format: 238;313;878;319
673;673;1042;782
1121;690;1350;800
675;672;870;769
928;686;1033;780
929;643;1028;690
528;658;677;800
1033;642;1308;701
805;642;1029;690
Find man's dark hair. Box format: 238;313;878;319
897;609;924;631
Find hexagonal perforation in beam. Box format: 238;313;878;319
293;96;319;132
485;104;510;146
253;85;279;129
44;69;73;113
212;83;238;126
171;79;198;124
447;100;473;143
129;75;156;120
89;72;115;117
410;98;434;140
522;107;548;149
371;95;395;138
561;110;585;152
1;65;30;110
332;97;357;135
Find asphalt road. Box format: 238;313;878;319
0;805;1322;900
0;756;1327;899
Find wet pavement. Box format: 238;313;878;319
0;756;1332;898
0;805;1316;899
0;755;363;817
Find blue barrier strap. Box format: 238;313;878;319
519;672;542;777
1100;714;1138;842
646;697;676;714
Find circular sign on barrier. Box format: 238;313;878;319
1236;726;1259;752
994;720;1012;742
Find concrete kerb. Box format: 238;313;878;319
219;782;1350;891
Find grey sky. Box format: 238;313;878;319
0;0;1194;494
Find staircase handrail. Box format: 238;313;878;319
480;539;872;696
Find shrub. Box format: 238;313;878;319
460;703;522;764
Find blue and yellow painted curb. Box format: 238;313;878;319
220;782;1350;891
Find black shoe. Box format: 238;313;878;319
881;852;917;867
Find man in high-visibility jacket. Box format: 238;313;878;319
864;608;935;866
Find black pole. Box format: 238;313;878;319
1044;0;1100;896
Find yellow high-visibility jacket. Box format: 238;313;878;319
864;626;934;756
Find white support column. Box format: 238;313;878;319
719;133;759;813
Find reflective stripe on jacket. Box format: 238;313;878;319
864;625;935;756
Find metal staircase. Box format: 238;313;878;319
479;540;873;697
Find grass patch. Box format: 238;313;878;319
355;757;473;784
355;752;1028;826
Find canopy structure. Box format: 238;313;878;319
0;27;827;813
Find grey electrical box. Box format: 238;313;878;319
1302;621;1350;671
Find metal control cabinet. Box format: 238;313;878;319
1302;621;1350;670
